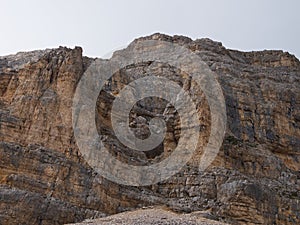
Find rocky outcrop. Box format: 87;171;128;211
0;34;299;225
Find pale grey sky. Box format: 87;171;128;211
1;0;299;59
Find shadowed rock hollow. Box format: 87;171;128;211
0;33;299;225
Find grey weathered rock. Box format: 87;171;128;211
0;49;52;72
66;207;228;225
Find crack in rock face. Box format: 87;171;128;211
95;62;209;168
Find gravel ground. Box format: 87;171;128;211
67;207;228;225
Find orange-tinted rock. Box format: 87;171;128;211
0;34;299;225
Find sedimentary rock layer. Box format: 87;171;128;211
0;34;299;225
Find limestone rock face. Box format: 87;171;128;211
0;34;299;225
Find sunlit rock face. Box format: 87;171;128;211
0;34;299;225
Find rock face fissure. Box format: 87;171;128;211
0;34;299;225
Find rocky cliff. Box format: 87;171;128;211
0;34;299;225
